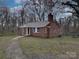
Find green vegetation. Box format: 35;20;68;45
19;36;79;55
0;36;16;59
0;32;16;37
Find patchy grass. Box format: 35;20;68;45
0;36;16;59
19;36;79;57
0;32;16;37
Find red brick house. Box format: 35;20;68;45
17;13;63;38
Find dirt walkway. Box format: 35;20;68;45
5;36;26;59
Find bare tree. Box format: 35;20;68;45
62;0;79;35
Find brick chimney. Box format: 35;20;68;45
48;13;53;22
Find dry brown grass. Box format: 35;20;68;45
19;36;79;59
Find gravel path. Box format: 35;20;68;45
5;36;26;59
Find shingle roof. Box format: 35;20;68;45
20;21;49;28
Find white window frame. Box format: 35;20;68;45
35;27;38;32
32;27;39;33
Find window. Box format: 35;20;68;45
32;27;40;33
32;28;35;32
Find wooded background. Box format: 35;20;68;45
0;0;79;36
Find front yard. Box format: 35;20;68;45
0;36;79;59
19;36;79;59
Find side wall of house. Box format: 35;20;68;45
49;23;63;37
17;27;28;36
17;27;22;36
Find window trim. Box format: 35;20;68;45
32;27;40;33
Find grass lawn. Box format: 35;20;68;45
0;36;16;59
19;36;79;58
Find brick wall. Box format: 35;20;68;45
31;27;48;38
49;23;63;37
